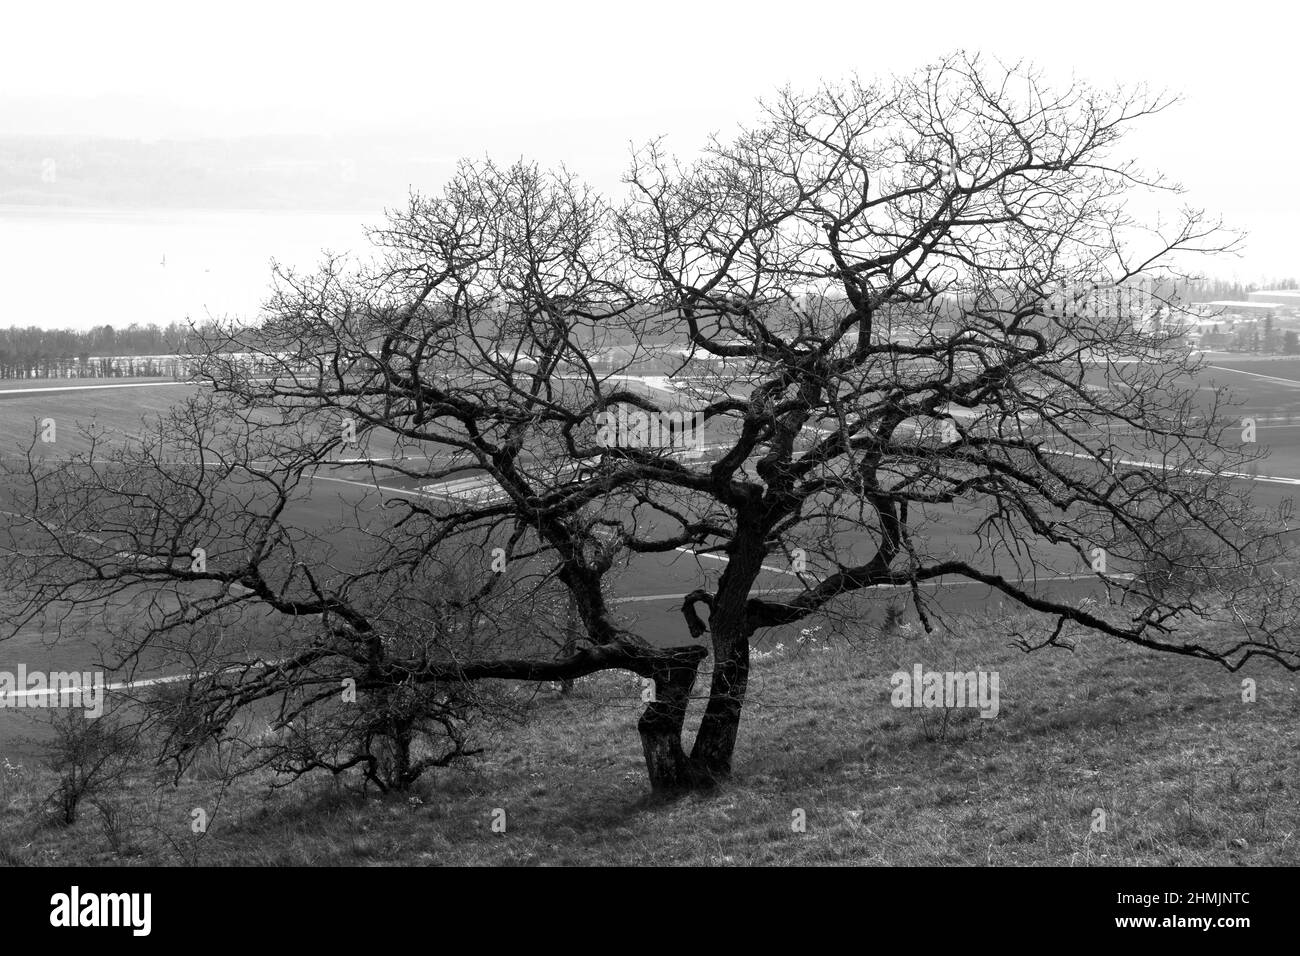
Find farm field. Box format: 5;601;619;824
0;381;198;455
1;358;1299;752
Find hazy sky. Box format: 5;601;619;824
2;0;1296;281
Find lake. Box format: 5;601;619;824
0;205;376;331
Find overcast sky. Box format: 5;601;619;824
2;0;1296;281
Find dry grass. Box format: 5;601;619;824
1;616;1297;866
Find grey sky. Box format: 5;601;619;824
2;0;1295;280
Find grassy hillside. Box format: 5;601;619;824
2;611;1296;866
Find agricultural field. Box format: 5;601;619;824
0;356;1294;837
1;355;1295;665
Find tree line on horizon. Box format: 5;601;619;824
0;274;1291;382
0;321;215;379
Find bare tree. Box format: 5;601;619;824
4;54;1298;795
40;707;138;826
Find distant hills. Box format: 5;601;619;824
0;133;457;211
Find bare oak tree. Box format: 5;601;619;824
5;54;1298;794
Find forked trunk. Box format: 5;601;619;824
637;630;752;793
642;556;758;793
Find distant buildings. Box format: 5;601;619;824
1248;290;1300;308
1201;300;1286;317
1195;296;1299;353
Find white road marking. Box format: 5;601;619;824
0;381;191;396
1;660;285;701
673;545;800;577
0;454;421;465
1042;447;1300;486
1204;365;1300;388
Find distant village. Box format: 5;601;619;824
1181;289;1300;352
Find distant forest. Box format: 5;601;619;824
1177;277;1299;301
0;321;211;379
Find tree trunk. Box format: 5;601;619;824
686;523;764;784
689;626;749;782
637;648;705;794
